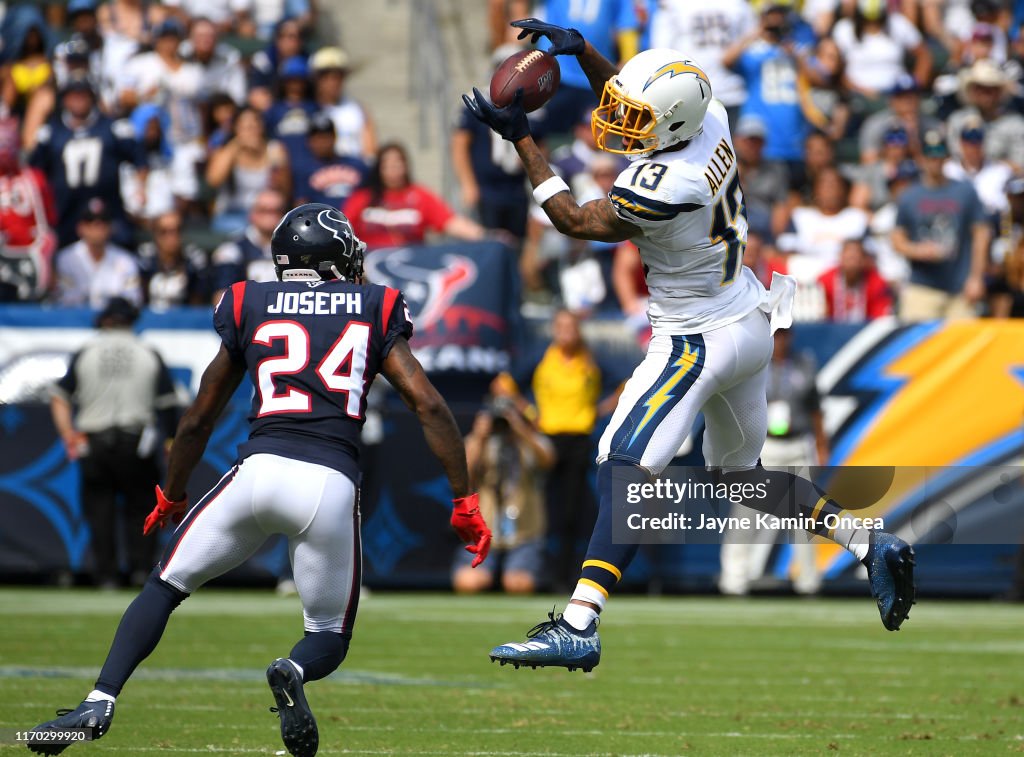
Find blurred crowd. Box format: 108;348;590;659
477;0;1024;326
0;0;393;308
2;0;1023;323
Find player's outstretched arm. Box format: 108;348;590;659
164;345;247;501
576;42;621;100
463;90;639;242
383;337;492;566
514;134;639;242
382;337;470;498
534;182;639;243
510;18;618;99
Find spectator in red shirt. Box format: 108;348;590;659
0;115;57;301
344;142;484;250
818;237;893;322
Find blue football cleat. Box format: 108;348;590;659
26;698;114;754
863;531;916;631
489;610;601;672
267;658;318;757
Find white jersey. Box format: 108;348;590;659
608;101;770;335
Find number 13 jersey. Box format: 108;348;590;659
608;100;767;335
214;278;413;483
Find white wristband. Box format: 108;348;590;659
532;175;570;206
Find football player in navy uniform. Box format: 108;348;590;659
26;203;492;757
28;73;146;249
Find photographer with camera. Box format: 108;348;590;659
452;396;555;595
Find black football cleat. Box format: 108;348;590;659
267;658;318;757
863;532;916;631
26;698;114;754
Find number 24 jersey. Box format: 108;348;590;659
214;278;413;483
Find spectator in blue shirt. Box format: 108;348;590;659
890;131;991;321
549;108;605;190
533;0;640;136
723;4;812;170
248;18;307;112
29;74;146;249
208;188;287;301
291;112;368;207
264;56;318;157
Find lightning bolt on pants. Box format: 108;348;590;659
579;310;774;599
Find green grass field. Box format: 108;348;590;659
0;589;1021;756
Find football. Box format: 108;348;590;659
489;49;560;113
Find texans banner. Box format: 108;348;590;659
364;240;523;376
0;240;524;584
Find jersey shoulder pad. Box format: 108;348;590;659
111;118;136;140
36;124;52;145
609;159;710;224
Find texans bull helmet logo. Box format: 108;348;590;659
272;203;366;282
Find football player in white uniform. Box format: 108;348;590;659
464;18;916;672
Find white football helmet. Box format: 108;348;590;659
592;49;713;156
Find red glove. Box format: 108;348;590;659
143;486;189;536
451;493;492;568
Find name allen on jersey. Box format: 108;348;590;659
703;138;736;196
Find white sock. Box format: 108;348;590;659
833;525;871;561
562;602;599;631
85;689;115;703
562;580;606;630
288;660;305;679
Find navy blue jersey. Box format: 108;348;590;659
214;278;414;482
209;228;275;292
265;100;318;154
29;112;144;245
456;108;527;203
291;149;367;207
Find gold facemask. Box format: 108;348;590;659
591;80;658;155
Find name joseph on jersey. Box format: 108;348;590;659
266;290;363;315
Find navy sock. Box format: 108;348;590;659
95;575;189;697
577;460;650;596
289;631;350;682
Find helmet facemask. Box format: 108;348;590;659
592;80;659;155
278;240;365;284
592;52;713;156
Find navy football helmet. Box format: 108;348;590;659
271;203;366;283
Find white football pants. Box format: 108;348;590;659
159;454;361;634
598;308;773;475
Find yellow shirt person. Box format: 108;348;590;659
532;341;602;436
